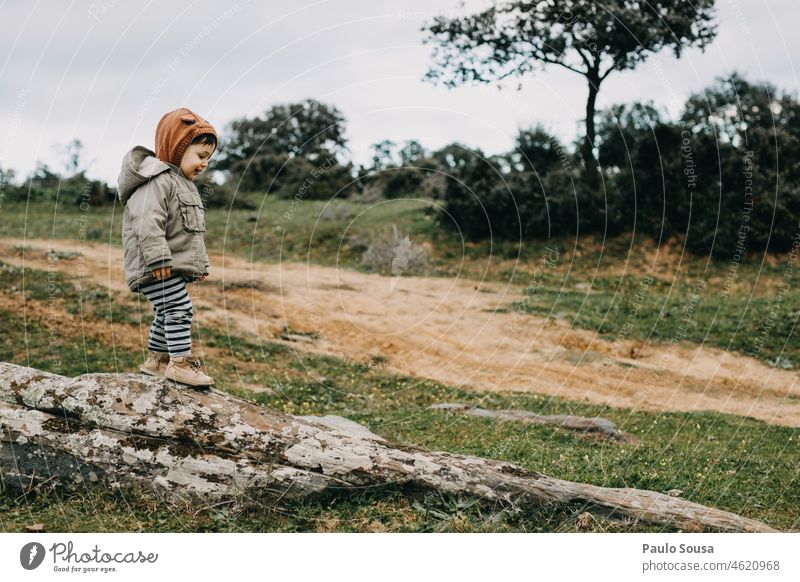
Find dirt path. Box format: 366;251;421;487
2;237;799;427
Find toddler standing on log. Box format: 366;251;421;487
117;108;217;388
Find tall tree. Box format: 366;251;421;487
422;0;718;188
217;99;348;172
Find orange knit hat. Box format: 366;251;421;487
154;107;218;166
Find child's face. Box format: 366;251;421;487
180;142;215;180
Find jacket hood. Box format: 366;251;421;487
117;146;172;205
155;108;218;167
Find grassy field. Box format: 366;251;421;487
0;198;442;273
2;199;799;366
0;199;798;532
0;253;800;532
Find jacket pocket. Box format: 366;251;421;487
176;191;206;232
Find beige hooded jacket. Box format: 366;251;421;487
117;145;210;292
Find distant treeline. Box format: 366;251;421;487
438;71;800;257
2;71;798;256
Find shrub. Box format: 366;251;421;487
360;224;429;275
226;152;355;201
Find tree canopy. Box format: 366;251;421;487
422;0;718;187
217;99;348;172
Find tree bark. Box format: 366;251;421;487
582;70;601;190
0;363;776;532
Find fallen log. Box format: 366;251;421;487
0;363;775;532
431;403;638;443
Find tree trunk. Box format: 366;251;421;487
582;71;601;190
0;363;776;532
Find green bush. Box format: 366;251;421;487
355;156;447;201
437;131;599;242
226;152;355;201
3;166;115;207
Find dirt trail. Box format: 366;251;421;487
2;237;799;427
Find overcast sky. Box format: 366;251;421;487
0;0;798;184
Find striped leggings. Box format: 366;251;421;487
140;273;193;356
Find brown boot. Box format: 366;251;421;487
165;354;214;388
140;351;170;377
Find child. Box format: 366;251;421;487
117;107;217;388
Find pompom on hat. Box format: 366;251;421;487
155;108;218;166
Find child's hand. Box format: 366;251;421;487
152;266;171;280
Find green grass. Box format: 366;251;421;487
0;261;141;375
2;483;660;533
514;272;800;366
0;199;637;280
0;198;440;273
